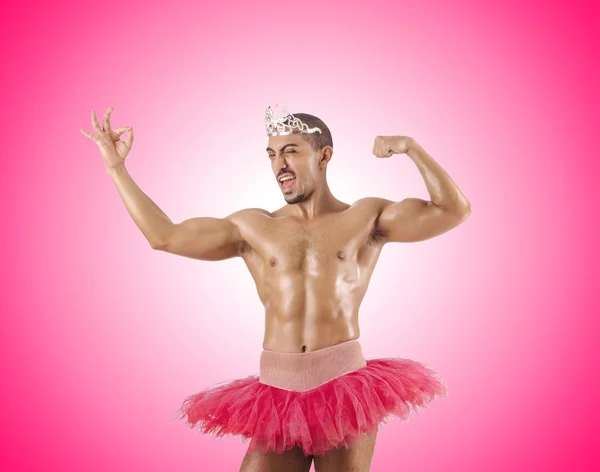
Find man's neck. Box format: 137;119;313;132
286;183;341;220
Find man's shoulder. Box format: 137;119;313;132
226;207;271;223
352;196;393;213
231;207;270;215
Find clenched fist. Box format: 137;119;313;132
372;136;413;158
80;106;134;170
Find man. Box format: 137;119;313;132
80;105;471;472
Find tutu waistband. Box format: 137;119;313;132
259;339;368;392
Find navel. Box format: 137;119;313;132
269;257;277;267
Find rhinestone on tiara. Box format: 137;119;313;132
265;105;322;137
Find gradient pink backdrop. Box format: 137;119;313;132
1;0;598;470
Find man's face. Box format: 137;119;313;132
267;134;318;204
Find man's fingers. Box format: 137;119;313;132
80;128;95;140
91;110;102;132
103;106;113;133
112;126;129;136
125;126;134;148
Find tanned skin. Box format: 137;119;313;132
81;107;471;472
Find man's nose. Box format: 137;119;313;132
274;153;289;168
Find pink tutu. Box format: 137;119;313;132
174;341;447;457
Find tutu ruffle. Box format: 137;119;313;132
174;358;447;457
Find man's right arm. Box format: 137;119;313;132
107;164;244;261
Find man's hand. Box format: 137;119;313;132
372;136;414;158
80;106;134;170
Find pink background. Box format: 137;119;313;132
1;0;598;470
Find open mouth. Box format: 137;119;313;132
279;175;296;190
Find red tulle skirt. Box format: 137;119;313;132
174;358;447;457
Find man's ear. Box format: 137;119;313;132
319;146;333;167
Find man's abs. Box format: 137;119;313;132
262;271;363;353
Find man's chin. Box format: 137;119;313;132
284;193;304;204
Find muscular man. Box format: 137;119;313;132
81;105;471;472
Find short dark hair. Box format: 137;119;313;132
285;113;333;152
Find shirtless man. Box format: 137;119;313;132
80;106;471;472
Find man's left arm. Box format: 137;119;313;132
373;136;472;243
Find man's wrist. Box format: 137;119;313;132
405;138;422;157
106;163;127;177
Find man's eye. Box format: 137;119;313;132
268;150;296;158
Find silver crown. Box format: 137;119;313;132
265;105;322;136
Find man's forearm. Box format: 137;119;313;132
406;139;471;214
106;164;173;247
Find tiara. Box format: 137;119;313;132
265;105;322;136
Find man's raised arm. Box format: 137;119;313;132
107;164;244;261
81;107;244;262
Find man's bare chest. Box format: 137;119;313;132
240;210;381;271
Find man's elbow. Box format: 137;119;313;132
460;202;472;218
445;202;471;223
150;239;168;251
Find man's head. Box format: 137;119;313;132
266;113;333;205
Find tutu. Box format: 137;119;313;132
173;341;447;457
